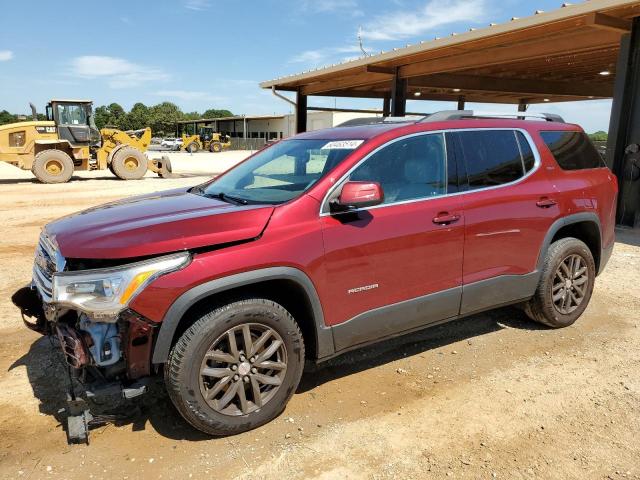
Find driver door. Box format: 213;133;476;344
319;132;465;351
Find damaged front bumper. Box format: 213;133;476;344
12;284;158;444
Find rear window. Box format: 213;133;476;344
540;131;605;170
453;130;526;190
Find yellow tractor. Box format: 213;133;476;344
181;126;231;153
0;99;171;183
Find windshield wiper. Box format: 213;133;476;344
204;192;249;205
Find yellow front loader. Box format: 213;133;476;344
181;126;231;153
0;100;171;183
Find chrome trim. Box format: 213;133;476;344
319;127;542;216
32;231;66;303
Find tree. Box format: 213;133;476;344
589;131;608;142
0;110;16;125
148;102;184;136
124;102;150;131
202;108;233;119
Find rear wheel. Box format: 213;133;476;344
524;237;595;328
32;149;74;184
110;147;148;180
187;142;199;153
165;298;304;436
210;142;222;153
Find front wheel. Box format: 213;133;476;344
165;298;304;436
524;237;596;328
187;142;199;153
210;142;222;153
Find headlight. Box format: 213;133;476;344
52;252;190;319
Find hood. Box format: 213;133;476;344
46;187;274;259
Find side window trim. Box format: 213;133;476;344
320;131;447;214
319;128;542;216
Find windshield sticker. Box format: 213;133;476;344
321;140;364;150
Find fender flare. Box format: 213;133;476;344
151;266;335;364
536;212;602;272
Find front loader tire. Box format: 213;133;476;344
110;147;148;180
187;142;199;153
210;142;222;153
32;150;74;184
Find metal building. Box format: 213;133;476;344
261;0;640;227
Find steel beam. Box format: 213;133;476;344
391;69;407;117
296;90;307;134
607;18;640;227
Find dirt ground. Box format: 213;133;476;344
0;155;639;480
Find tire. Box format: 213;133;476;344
32;149;74;184
110;147;148;180
158;155;172;178
165;298;305;436
187;142;199;153
210;142;222;153
524;237;596;328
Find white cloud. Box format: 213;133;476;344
184;0;211;10
361;0;487;41
0;50;14;61
154;90;223;102
70;55;169;88
289;45;362;66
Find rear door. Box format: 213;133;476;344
450;128;557;315
319;132;465;350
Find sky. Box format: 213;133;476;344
0;0;612;132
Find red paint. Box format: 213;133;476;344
46;118;617;332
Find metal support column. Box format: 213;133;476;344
607;18;640;227
391;68;407;117
382;97;391;117
295;90;307;134
457;96;466;111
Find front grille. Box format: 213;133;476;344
32;232;65;302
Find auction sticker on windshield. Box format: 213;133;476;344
321;140;364;150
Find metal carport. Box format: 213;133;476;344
260;0;640;227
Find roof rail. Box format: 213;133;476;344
421;110;565;123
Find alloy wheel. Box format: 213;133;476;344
199;323;287;416
552;254;589;315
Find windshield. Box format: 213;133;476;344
56;103;87;125
196;138;363;204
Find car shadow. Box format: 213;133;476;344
298;306;542;392
615;227;640;247
8;305;542;443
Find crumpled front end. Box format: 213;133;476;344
15;230;189;385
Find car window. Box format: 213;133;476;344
540;131;605;170
346;133;447;205
454;130;525;189
201;139;360;204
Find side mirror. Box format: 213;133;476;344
332;181;384;212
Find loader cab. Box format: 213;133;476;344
46;100;101;147
199;126;214;142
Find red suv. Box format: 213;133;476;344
15;111;617;439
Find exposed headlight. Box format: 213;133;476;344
52;252;190;319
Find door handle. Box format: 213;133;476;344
536;198;557;208
433;212;461;225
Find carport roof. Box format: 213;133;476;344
260;0;640;104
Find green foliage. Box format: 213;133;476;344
202;108;233;119
0;110;45;125
589;131;608;142
0;102;234;136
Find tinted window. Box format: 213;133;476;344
516;132;536;172
540;131;605;170
456;130;524;189
348;133;447;205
